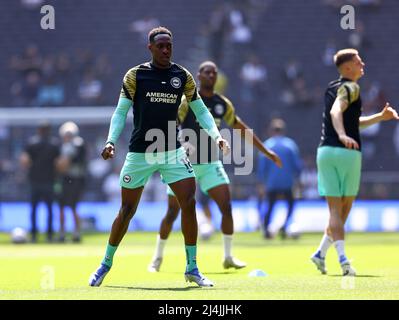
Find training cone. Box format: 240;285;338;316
248;269;268;277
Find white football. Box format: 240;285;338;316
199;222;214;241
11;227;28;244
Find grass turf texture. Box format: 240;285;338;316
0;232;398;300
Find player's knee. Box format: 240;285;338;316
178;194;196;211
165;206;180;223
219;202;232;217
119;203;136;221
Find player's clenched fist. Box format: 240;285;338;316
216;137;230;156
101;142;115;160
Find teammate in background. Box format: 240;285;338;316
20;122;60;243
148;61;282;273
257;118;302;239
89;27;229;287
57;121;86;243
311;49;399;276
197;189;215;240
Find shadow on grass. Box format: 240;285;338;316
328;275;382;278
105;285;213;291
163;271;236;275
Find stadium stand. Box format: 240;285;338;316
0;0;398;201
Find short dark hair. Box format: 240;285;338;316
198;61;217;72
270;118;286;133
334;48;358;68
148;26;172;43
37;121;51;136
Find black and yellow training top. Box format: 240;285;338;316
120;62;199;152
320;77;362;150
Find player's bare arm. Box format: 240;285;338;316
360;102;399;128
233;118;282;168
330;97;359;150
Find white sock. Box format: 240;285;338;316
334;240;348;264
153;234;167;259
316;234;333;258
223;234;233;259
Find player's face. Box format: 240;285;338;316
149;37;172;68
198;65;218;89
351;54;365;79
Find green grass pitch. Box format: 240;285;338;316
0;232;398;300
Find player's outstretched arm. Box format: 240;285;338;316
101;97;132;160
189;98;230;155
360;102;399;129
233;117;282;168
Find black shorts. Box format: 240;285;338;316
59;177;85;207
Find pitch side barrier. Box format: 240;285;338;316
1;200;398;233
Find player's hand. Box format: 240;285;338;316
216;137;230;156
338;134;359;150
101;142;115;160
381;103;399;121
267;150;283;168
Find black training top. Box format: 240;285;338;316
120;62;199;153
178;93;238;164
25;135;60;185
320;77;362;150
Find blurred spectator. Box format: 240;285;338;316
20;0;44;9
20;122;60;242
78;71;103;105
322;39;337;67
24;71;41;106
11;71;41;107
129;16;160;42
10;44;42;75
280;88;296;106
75;49;95;75
57;122;87;243
360;81;386;160
281;77;318;108
37;76;65;106
293;77;317;107
240;55;267;104
207;4;230;64
283;59;303;83
55;53;71;77
257;118;302;239
229;8;252;45
363;80;386;110
95;54;112;79
347;20;370;49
